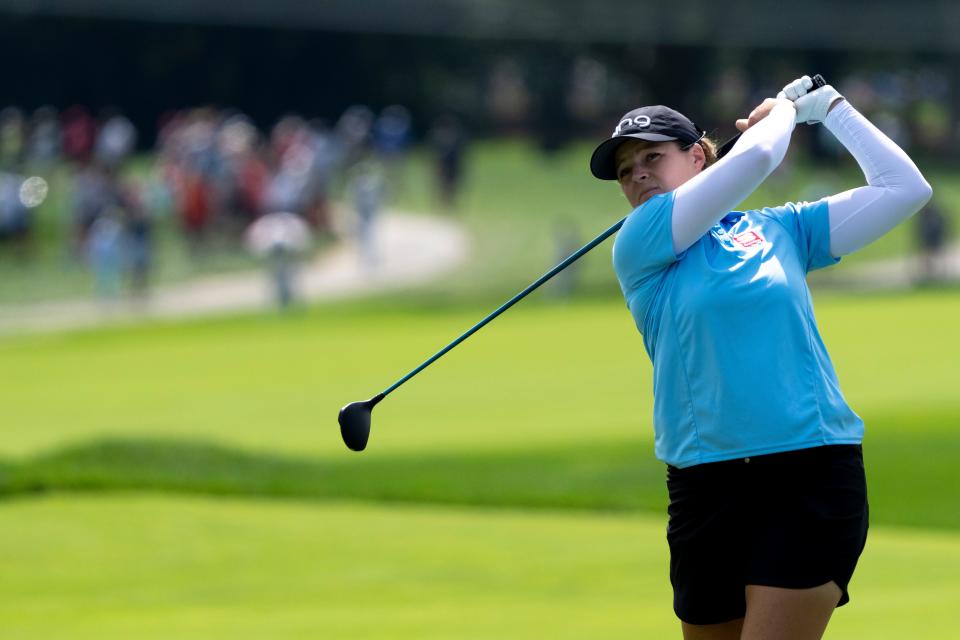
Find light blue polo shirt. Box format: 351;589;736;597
612;191;863;468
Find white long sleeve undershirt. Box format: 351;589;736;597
823;101;933;257
669;98;932;259
671;99;797;255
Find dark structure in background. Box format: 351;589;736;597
5;0;960;49
0;0;958;150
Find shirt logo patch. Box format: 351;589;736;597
732;230;764;248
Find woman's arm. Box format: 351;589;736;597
823;101;933;257
672;99;797;254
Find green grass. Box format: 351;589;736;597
0;496;675;639
2;424;957;531
0;291;958;532
0;495;958;639
1;290;957;457
2;140;959;637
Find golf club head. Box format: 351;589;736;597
338;394;384;451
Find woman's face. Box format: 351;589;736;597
614;139;705;208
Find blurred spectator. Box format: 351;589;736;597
270;114;306;158
218;115;264;216
374;105;412;192
349;158;386;269
244;211;312;309
180;168;214;254
70;161;113;260
121;176;153;299
87;206;125;300
25;106;62;168
161;109;219;254
70;159;153;300
306;118;339;234
141;170;174;223
374;105;412;158
94;109;137;169
0;172;32;254
61;106;97;164
263;114;339;233
0;107;25;170
336;105;375;168
915;199;951;284
265;125;313;221
429;114;466;211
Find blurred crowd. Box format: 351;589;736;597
0;103;468;301
0;62;955;304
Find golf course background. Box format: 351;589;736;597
2;138;959;638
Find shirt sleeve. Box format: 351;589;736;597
612;191;678;331
760;199;839;273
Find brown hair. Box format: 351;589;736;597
698;137;719;168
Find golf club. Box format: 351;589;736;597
339;74;827;451
717;74;825;157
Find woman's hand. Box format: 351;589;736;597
735;97;793;132
781;75;845;124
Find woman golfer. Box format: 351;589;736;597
589;76;931;639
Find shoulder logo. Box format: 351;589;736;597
732;230;764;248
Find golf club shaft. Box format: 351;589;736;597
380;76;828;398
382;215;626;397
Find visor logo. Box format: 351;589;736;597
613;115;651;136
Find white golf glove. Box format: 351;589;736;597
778;75;843;124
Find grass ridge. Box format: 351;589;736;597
1;434;957;532
0;436;665;510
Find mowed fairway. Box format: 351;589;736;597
1;291;959;458
1;496;959;639
1;290;959;637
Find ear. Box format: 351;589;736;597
689;142;706;170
